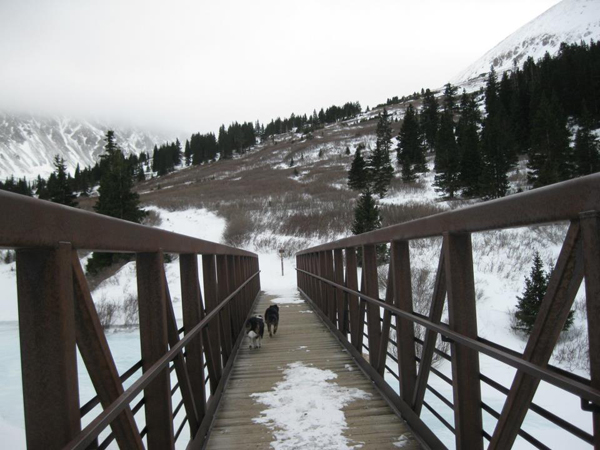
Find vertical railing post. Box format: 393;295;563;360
489;222;583;449
334;249;345;333
243;257;251;310
234;256;245;322
202;254;223;392
71;253;144;449
296;254;302;291
217;255;233;364
296;254;301;291
137;251;174;450
362;244;381;368
180;254;207;425
318;251;327;314
255;256;261;294
579;212;600;448
235;256;246;318
227;255;240;337
16;242;81;449
313;252;320;306
412;246;446;414
444;232;483;450
377;266;394;376
324;250;336;325
309;253;317;302
345;247;360;350
391;240;417;406
163;278;200;436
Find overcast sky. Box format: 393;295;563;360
0;0;561;136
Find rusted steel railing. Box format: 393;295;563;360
0;191;261;450
296;173;600;450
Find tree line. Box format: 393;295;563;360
0;150;149;201
430;40;600;198
349;40;600;248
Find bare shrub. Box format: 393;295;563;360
552;325;589;372
384;265;449;368
411;267;450;365
510;297;589;374
96;297;118;329
223;212;255;247
377;264;389;293
143;209;162;227
122;294;139;326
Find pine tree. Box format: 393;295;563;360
94;131;146;223
348;146;369;191
573;107;600;176
369;109;394;198
420;89;440;151
434;111;461;198
457;92;482;196
397;104;426;182
484;66;499;115
514;252;573;334
47;155;78;207
480;68;517;199
442;83;459;113
184;139;192;166
87;131;146;274
351;189;381;235
35;175;48;199
527;93;573;187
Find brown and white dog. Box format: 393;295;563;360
245;315;264;349
264;304;279;337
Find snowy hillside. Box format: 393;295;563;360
0;112;168;179
453;0;600;84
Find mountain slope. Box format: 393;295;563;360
0;113;167;179
453;0;600;84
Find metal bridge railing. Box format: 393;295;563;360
296;173;600;450
0;190;261;450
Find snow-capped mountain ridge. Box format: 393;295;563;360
453;0;600;84
0;112;168;180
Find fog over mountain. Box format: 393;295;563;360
0;113;167;179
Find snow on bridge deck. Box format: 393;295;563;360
205;292;420;449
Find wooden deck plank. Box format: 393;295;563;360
205;292;421;449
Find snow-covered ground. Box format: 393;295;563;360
0;204;593;449
251;362;371;450
0;206;306;449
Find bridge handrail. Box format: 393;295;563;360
64;270;260;450
1;190;261;450
297;172;600;254
296;174;600;450
296;268;600;405
0;189;255;256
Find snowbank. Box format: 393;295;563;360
251;362;370;449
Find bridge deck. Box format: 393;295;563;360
205;292;421;449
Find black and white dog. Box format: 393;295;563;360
245;315;264;349
264;304;279;337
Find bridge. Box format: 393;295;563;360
0;173;599;449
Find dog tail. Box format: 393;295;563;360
248;330;258;339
